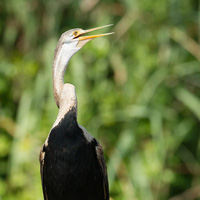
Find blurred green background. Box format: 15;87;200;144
0;0;200;199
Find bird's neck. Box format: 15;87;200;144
52;83;78;129
52;45;77;108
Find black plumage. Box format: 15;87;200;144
40;109;109;200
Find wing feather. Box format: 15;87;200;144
95;141;109;200
39;145;48;200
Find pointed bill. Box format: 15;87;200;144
76;24;114;47
78;32;114;41
82;24;113;34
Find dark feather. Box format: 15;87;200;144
95;141;109;200
39;145;48;200
39;109;109;200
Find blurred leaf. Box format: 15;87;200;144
175;88;200;120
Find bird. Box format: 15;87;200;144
39;25;113;200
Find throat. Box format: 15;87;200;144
52;44;78;108
52;52;68;108
52;84;78;129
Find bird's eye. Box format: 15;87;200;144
73;31;78;37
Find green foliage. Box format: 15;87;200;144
0;0;200;199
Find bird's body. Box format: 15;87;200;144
40;108;108;200
39;25;112;200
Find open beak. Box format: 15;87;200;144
75;24;114;47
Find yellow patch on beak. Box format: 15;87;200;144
74;24;114;47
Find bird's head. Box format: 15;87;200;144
53;24;114;108
56;24;114;56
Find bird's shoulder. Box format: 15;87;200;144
92;139;110;200
39;144;48;200
78;124;94;142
